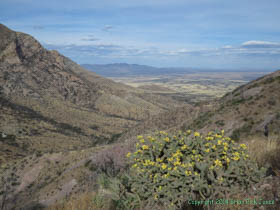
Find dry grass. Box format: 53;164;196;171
47;192;114;210
244;135;280;170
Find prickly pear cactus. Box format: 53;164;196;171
125;130;266;209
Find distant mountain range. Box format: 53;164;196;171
82;63;269;77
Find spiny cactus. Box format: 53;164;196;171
123;130;266;209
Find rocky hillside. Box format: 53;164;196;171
185;70;280;140
0;24;182;164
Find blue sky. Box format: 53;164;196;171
1;0;280;70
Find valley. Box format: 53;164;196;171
108;71;268;103
0;24;279;210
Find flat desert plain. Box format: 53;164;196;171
109;71;268;103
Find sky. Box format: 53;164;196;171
1;0;280;70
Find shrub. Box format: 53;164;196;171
86;143;132;177
230;124;252;141
122;130;266;209
214;120;225;126
191;111;214;129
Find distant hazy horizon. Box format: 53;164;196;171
81;63;275;72
1;0;280;69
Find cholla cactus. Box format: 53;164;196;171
125;130;266;209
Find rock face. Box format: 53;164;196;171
0;23;99;107
0;23;180;162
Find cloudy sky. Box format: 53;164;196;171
1;0;280;70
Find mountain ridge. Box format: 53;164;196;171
81;63;271;77
0;23;182;163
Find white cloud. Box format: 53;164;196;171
241;40;280;48
222;45;233;49
81;38;99;42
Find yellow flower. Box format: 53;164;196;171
148;136;155;142
194;132;200;137
137;135;143;139
168;157;174;162
205;148;210;153
224;146;228;151
140;139;145;143
240;144;247;149
218;177;224;182
234;152;240;156
163;173;170;178
217;140;222;145
187;130;192;134
192;150;196;154
142;145;149;150
181;145;188;150
232;156;240;161
216;134;222;138
185;170;192;176
212;145;216;150
225;137;231;141
132;163;138;168
223;142;228;147
226;157;230;164
161;163;167;170
159;131;168;135
174;160;181;166
154;194;158;200
205;136;214;141
164;137;170;142
214;159;223;167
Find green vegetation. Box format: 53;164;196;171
191;111;214;129
230;124;253;141
116;130;266;209
230;97;246;106
215;120;225;126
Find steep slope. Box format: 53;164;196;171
185;70;280;140
0;24;182;163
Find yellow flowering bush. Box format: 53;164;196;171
122;130;265;209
